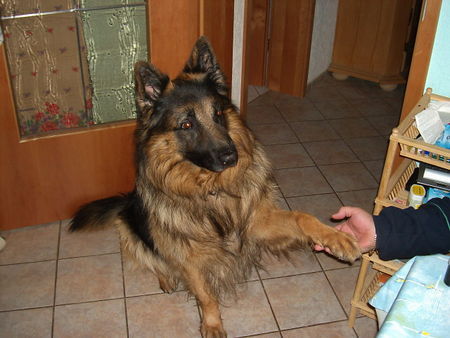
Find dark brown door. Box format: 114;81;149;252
247;0;315;97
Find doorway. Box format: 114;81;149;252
246;0;315;98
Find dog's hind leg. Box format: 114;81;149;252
182;265;226;338
248;202;361;262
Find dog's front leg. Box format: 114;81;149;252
182;265;226;338
248;201;360;262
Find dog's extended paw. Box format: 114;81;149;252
201;322;227;338
318;230;361;263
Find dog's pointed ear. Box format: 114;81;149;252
134;61;170;112
183;36;227;95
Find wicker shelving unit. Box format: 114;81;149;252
348;89;450;327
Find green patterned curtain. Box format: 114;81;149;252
80;0;147;123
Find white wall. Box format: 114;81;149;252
231;0;247;110
425;0;450;97
307;0;339;84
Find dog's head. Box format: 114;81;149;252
134;37;238;173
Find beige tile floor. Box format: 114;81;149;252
1;73;405;337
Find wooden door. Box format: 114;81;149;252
0;45;136;230
267;0;315;97
246;0;315;97
201;0;234;85
0;1;232;230
247;0;270;86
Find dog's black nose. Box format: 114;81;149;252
218;148;237;167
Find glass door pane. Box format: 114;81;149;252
0;0;147;138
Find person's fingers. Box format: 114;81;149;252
335;223;344;231
313;244;333;255
331;207;346;220
331;206;360;220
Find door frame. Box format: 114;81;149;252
400;0;442;118
391;0;441;170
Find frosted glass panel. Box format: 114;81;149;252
0;0;147;137
2;13;93;135
81;6;147;123
0;0;73;17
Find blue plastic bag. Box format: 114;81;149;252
435;123;450;149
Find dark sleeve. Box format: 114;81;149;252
373;197;450;260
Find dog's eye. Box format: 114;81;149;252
181;121;192;130
216;110;223;116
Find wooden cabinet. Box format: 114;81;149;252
329;0;414;89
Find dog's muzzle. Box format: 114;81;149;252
218;147;238;168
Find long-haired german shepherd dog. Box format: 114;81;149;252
70;37;360;337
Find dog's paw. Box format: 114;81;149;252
201;322;227;338
318;230;361;263
157;275;178;294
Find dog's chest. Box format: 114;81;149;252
221;230;244;254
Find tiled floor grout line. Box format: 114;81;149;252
125;288;185;299
257;266;344;283
277;189;343;200
51;220;62;338
57;251;122;261
280;318;354;335
119;247;130;338
0;258;58;267
339;136;379;164
0;291;207;314
340;135;388;164
337;85;403;141
255;269;283;337
314;161;380;199
360;159;384;185
239;332;281;338
0;250;124;267
321;267;352;323
271;101;307;146
0;305;53;314
53;296;126;308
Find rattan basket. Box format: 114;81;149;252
392;89;450;170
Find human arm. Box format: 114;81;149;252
314;206;376;253
314;198;450;260
374;197;450;260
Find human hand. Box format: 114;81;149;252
314;206;376;254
